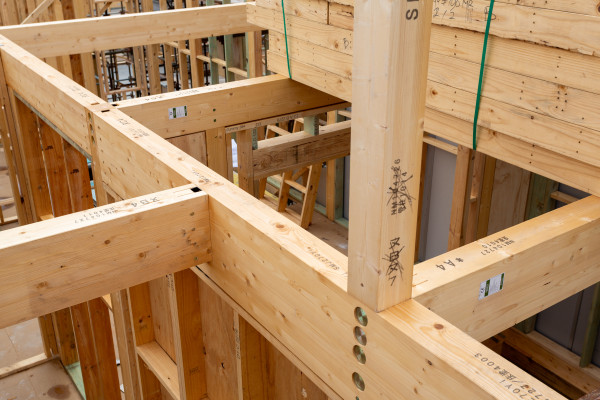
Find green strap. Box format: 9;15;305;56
281;0;292;79
472;0;495;150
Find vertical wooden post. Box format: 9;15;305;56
246;10;262;79
206;0;220;85
12;97;52;221
206;127;229;178
169;269;208;399
326;111;344;222
0;54;31;223
347;0;433;310
447;145;472;250
237;129;256;195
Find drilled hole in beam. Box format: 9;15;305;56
354;307;368;326
353;345;366;364
352;372;365;391
354;326;367;346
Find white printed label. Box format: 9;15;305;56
168;106;188;119
479;272;505;300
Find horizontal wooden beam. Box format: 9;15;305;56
0;184;211;328
253;120;350;179
413;195;600;341
0;4;259;58
115;75;344;139
0;36;103;155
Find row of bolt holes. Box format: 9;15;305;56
353;307;368;394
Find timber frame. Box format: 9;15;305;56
0;2;598;400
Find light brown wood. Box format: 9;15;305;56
137;341;180;399
253;122;349;179
347;0;433;310
1;3;260;58
0;185;211;328
448;145;471;250
169;269;208;399
414;196;600;341
0;353;51;379
115;75;343;139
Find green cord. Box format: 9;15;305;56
472;0;495;150
281;0;292;79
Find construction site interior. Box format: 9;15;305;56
0;0;599;398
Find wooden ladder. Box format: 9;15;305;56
277;116;322;229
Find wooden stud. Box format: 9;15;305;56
12;96;52;221
448;145;472;250
169;269;208;399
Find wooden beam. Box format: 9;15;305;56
0;4;260;58
498;328;600;395
253;120;350;179
413;195;600;341
0;184;211;328
114;75;343;139
347;0;433;310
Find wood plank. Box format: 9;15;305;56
137;341;180;399
485;160;530;235
253;120;350;179
236;129;255;194
199;278;240;399
413;195;600;341
206;127;229;179
169;269;208;399
0;353;51;379
426;80;600;170
0;184;211;328
256;0;328;23
111;289;143;400
429;25;600;96
269;31;353;80
267;50;351;102
499;328;600;395
12;96;52;221
447;145;471;250
87;297;121;398
427;51;600;133
247;4;352;56
148;277;177;364
167;132;208;165
0;3;260;58
71;301;104;399
424;108;600;197
115;75;343;139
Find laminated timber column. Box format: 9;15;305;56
348;0;433;310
